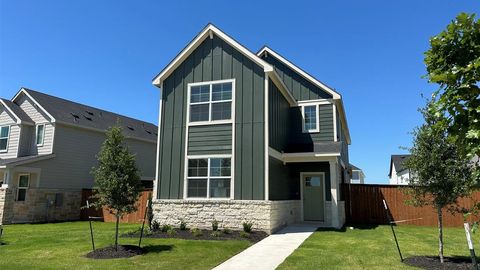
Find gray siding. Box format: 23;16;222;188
29;124;156;189
188;124;232;155
157;34;265;200
0;107;20;158
287;104;334;152
268;79;290;152
261;54;332;101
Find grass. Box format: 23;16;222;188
278;225;479;270
0;221;251;270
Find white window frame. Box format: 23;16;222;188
187;79;235;126
36;124;46;146
300;103;320;133
185;154;233;200
16;173;30;202
0;125;10;153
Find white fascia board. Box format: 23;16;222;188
267;71;297;106
152;24;273;87
0;99;22;124
12;88;56;123
257;47;341;99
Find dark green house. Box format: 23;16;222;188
151;24;351;232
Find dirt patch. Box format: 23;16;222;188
124;229;268;243
403;256;475;270
85;245;144;259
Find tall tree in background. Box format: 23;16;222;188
424;12;480;179
91;124;142;251
405;100;475;263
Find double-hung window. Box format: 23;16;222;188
189;81;233;124
17;174;29;201
0;126;10;152
36;124;45;146
301;104;319;133
187;157;231;199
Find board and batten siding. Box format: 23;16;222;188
188;124;232;155
268;79;290;152
287;104;334;152
261;54;332;101
29;124;156;189
157;34;265;200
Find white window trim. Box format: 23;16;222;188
185;154;233;200
187;79;235;126
16;173;30;202
300;103;320;133
36;124;46;146
0;125;11;153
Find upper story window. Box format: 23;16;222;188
188;80;234;124
0;126;10;152
36;124;45;146
187;156;232;199
301;104;319;133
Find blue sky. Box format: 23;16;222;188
0;1;478;183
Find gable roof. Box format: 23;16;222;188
152;23;273;86
12;88;157;142
350;164;362;171
389;154;411;177
0;98;34;125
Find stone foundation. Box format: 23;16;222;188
152;200;301;233
0;188;82;224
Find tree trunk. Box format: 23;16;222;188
437;207;444;263
115;215;120;252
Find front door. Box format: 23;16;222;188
302;173;325;221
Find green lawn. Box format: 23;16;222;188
279;225;477;270
0;221;251;270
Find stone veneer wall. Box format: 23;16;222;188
2;188;82;224
152;200;302;233
0;188;14;224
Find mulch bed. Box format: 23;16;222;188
124;229;268;243
85;245;144;259
403;256;475;270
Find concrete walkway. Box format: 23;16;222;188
213;224;318;270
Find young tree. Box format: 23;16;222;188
424;12;480;171
91;124;142;251
404;100;475;263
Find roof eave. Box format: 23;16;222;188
152;24;273;87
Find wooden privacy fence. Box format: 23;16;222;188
80;189;152;223
342;184;480;227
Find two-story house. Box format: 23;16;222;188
151;24;351;232
0;88;157;224
388;154;411;185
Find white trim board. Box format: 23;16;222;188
152;24;273;86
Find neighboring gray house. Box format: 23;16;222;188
151;24;352;232
0;88;157;224
388;154;411;185
349;164;365;184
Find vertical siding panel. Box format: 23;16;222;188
241;56;253;199
221;40;232;79
212;37;222;81
160;77;174;199
202;39;212;81
170;65;184;198
252;67;264;199
232;49;243;199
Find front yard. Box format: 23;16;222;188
279;225;478;269
0;221;251;270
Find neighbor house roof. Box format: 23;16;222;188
350;164;362;171
0;154;55;168
12;88;157;142
389;154;411;177
0;98;34;125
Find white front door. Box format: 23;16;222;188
302;173;325;221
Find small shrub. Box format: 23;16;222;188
167;228;177;236
161;224;173;233
190;228;203;237
151;220;160;231
240;231;250;238
212;219;219;231
210;231;222;237
179;220;187;231
242;222;253;233
223;227;232;234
